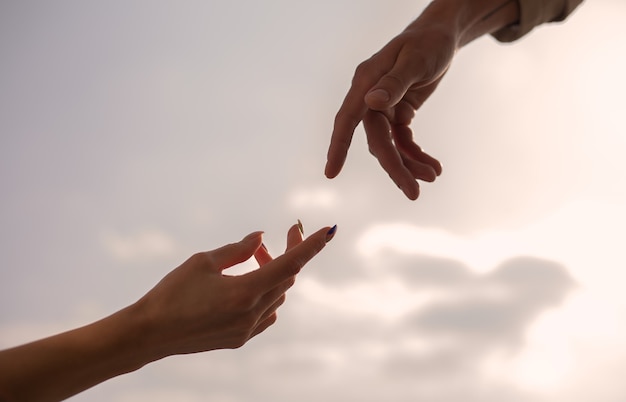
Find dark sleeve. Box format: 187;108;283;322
492;0;584;42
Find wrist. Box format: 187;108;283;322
118;298;171;368
408;0;520;48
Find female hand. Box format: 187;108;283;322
0;223;336;402
135;223;336;358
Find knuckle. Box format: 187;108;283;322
284;259;304;277
381;72;406;91
353;60;373;80
188;252;212;268
284;277;296;290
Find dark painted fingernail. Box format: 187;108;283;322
325;225;337;243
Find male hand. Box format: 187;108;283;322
325;26;455;200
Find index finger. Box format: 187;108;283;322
244;226;333;292
325;87;369;179
326;51;396;179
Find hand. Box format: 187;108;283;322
0;223;336;402
136;224;335;358
325;25;453;200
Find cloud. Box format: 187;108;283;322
404;257;574;343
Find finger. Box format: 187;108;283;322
402;75;444;112
207;231;263;273
365;32;453;112
244;226;334;292
286;222;304;252
400;152;438;182
258;292;287;323
250;312;278;339
326;90;369;179
326;53;395;179
390;99;417;126
254;242;273;266
364;46;430;111
250;294;288;339
393;124;443;176
258;275;295;313
363;110;419;200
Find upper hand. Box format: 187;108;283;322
325;26;456;200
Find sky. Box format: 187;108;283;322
1;0;626;401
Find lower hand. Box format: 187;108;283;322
135;223;335;358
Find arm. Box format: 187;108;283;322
0;223;337;402
325;0;581;200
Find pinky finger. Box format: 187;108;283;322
400;153;437;182
393;125;443;176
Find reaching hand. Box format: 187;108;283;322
325;25;455;200
136;224;335;356
0;223;336;402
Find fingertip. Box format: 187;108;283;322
324;157;344;179
243;231;264;244
297;219;304;236
434;160;443;176
324;164;337;179
325;225;338;243
243;231;265;255
421;166;438;183
286;223;304;251
401;182;420;200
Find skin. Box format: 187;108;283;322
325;0;521;200
0;224;335;402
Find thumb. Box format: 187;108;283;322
207;231;264;272
364;77;407;111
364;49;430;111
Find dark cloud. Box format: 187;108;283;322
386;252;475;288
375;255;575;400
406;256;575;343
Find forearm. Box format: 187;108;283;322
0;303;157;402
407;0;520;48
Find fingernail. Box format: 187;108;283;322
261;242;268;252
366;88;390;103
325;225;337;243
297;219;304;236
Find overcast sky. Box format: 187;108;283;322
2;1;626;401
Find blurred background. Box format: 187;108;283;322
1;1;625;401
